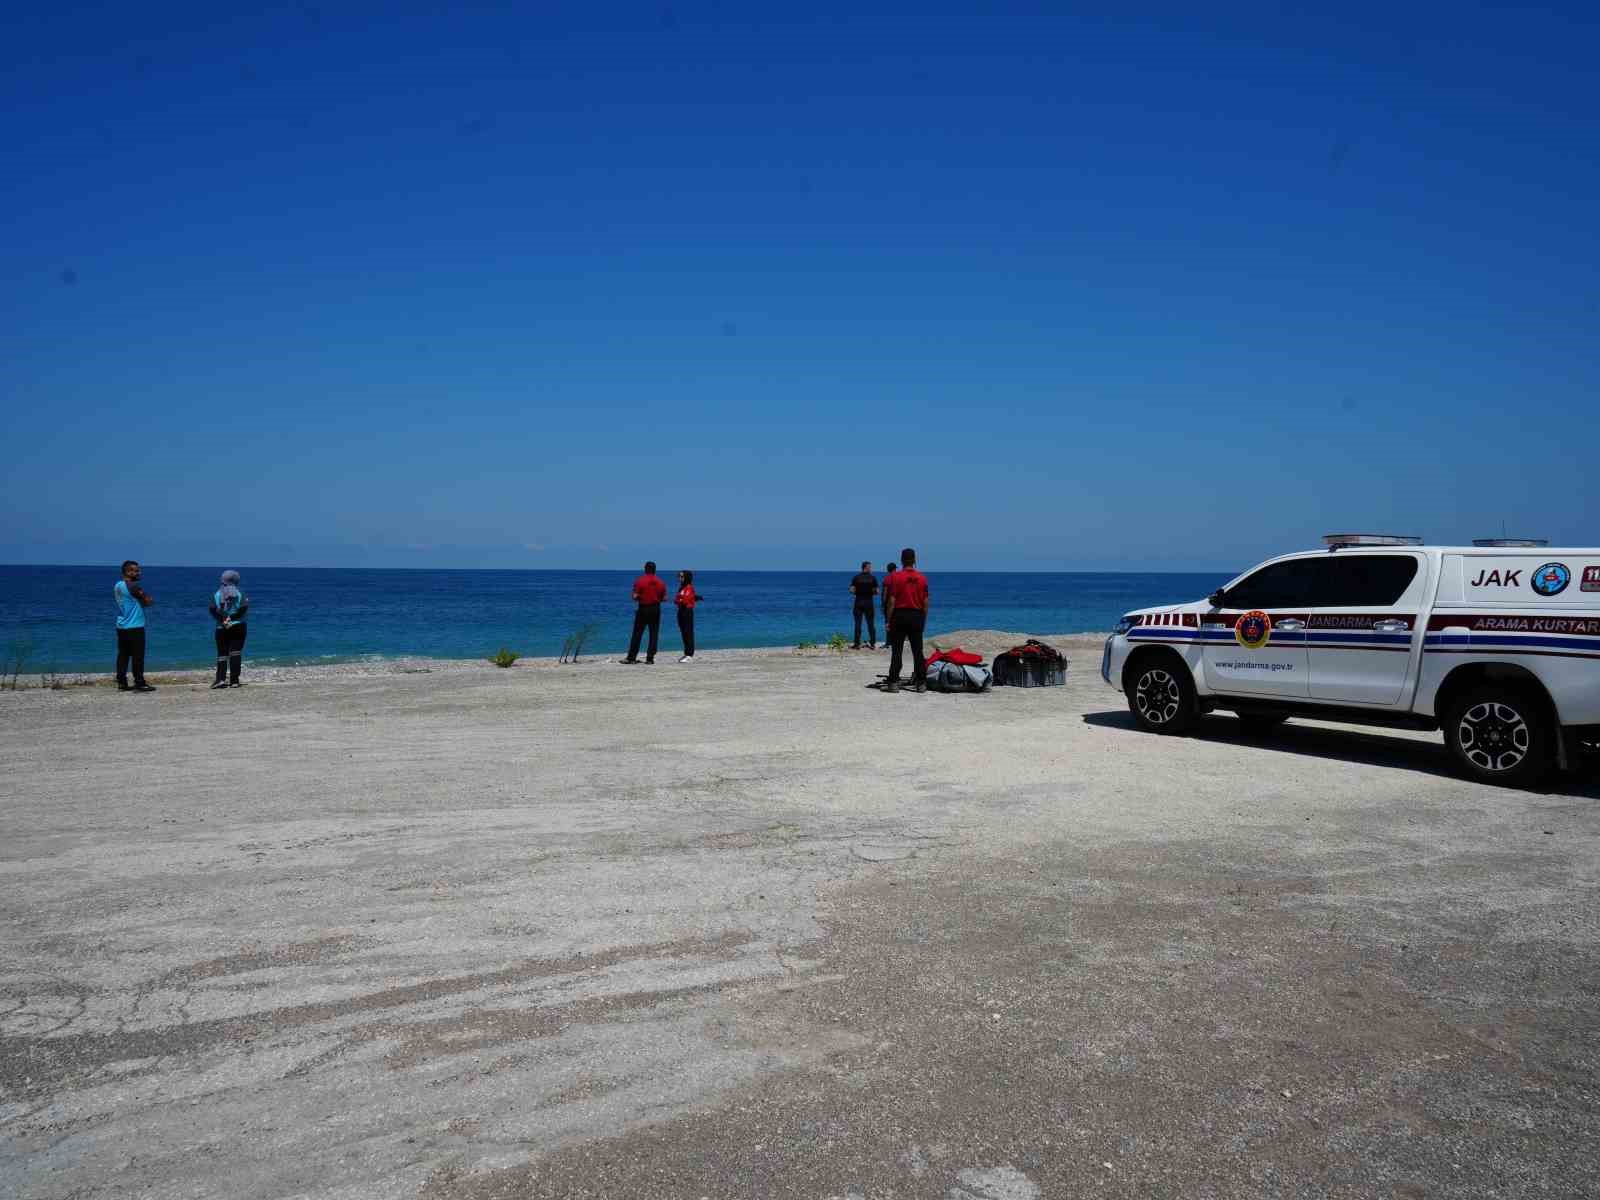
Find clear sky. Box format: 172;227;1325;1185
3;2;1596;571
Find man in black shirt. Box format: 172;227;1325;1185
849;561;879;649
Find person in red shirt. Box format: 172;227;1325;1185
622;561;668;664
880;561;896;650
675;569;701;663
883;547;930;693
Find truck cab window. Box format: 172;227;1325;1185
1222;559;1313;609
1304;555;1419;607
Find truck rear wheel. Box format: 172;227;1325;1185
1123;653;1197;735
1444;686;1553;788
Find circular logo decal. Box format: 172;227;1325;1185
1531;562;1571;596
1235;610;1273;649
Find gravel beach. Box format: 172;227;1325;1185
2;632;1597;1199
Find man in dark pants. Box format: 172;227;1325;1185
880;561;896;651
849;560;878;649
113;559;156;692
622;561;667;664
883;547;929;694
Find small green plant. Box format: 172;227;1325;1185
489;647;520;668
795;640;818;652
827;633;848;653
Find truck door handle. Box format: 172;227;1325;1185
1372;619;1410;633
1274;619;1305;632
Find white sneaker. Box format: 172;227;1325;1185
679;655;695;663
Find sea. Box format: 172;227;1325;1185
0;566;1233;674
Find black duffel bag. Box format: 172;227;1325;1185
992;639;1068;687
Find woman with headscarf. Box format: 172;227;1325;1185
208;570;250;689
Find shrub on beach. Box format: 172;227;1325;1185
795;636;851;654
489;647;520;668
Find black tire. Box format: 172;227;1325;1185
1443;686;1553;788
1123;652;1197;735
1236;714;1289;735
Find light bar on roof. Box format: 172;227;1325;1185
1321;533;1423;547
1471;538;1548;547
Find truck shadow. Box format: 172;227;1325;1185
1081;710;1600;798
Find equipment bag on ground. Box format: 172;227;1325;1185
993;639;1068;687
924;660;993;693
925;646;984;667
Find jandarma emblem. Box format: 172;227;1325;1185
1531;563;1571;597
1235;610;1273;649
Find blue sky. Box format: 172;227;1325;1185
3;2;1596;571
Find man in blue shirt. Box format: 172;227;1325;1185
114;560;155;692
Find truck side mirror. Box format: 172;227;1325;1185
1208;588;1228;608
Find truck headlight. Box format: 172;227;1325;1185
1113;616;1135;636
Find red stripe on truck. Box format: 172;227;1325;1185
1426;614;1600;635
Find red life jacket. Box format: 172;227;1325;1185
924;646;983;667
1001;639;1063;661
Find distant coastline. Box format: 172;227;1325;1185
0;631;1107;691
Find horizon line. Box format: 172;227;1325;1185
0;562;1238;576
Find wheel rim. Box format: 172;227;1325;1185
1457;700;1531;773
1135;668;1182;726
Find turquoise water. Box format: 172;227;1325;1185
0;566;1231;673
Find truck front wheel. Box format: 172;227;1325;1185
1444;687;1553;788
1123;653;1197;735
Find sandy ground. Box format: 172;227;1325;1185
2;632;1597;1200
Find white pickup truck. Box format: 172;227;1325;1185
1101;536;1600;786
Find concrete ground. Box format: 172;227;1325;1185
2;635;1597;1199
